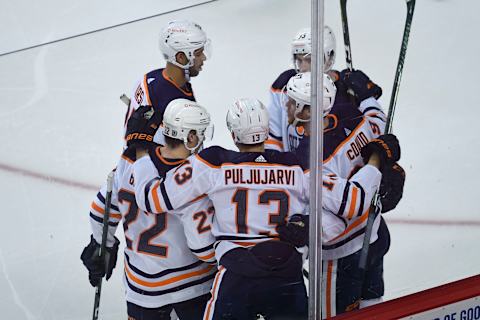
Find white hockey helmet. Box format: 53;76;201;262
286;72;337;119
159;20;211;70
161;98;213;153
226;98;269;145
291;25;336;72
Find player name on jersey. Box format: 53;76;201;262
346;131;369;160
224;168;295;186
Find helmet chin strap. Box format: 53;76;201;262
292;116;310;128
293;103;310;127
170;56;193;81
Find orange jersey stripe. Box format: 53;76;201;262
151;180;164;213
125;264;214;288
347;187;358;219
204;266;225;320
121;155;134;164
330;208;370;243
162;69;193;97
265;139;284;149
91;201;122;219
197;251;215;261
270;87;284;93
323;118;367;164
155;147;186;166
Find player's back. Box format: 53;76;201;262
191;146;310;261
324;96;386;178
114;147;216;308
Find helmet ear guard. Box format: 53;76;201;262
226;98;269;145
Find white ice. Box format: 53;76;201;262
0;0;479;319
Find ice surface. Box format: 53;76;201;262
0;0;479;318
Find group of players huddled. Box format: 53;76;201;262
81;20;406;320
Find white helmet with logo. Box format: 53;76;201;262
226;98;269;145
286;72;337;120
161;98;213;153
159;20;211;70
291;25;336;72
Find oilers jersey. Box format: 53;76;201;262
89;146;216;308
133;146;310;263
123;68;196;145
265;70;387;259
321;95;386;260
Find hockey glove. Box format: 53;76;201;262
125;105;162;149
278;214;309;247
340;69;383;102
80;235;120;287
361;134;401;170
379;162;406;213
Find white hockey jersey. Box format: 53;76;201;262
321;96;386;260
266;68;387;260
265;69;297;152
89;147;216;308
133;147;310;263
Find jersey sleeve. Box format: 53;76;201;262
322;164;382;220
358;97;386;136
133;153;216;214
265;89;286;151
89;170;122;247
176;197;216;264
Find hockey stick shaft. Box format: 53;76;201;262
358;0;416;273
340;0;353;71
385;0;416;133
92;171;115;320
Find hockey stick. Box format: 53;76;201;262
92;171;115;320
340;0;353;71
358;0;416;274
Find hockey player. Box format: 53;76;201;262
123;20;211;145
130;98;310;319
81;99;217;320
265;26;383;155
123;95;398;319
265;26;336;152
285;71;405;317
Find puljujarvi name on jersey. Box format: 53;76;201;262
224;168;296;186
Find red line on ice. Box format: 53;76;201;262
1;162;479;227
0;162;98;191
